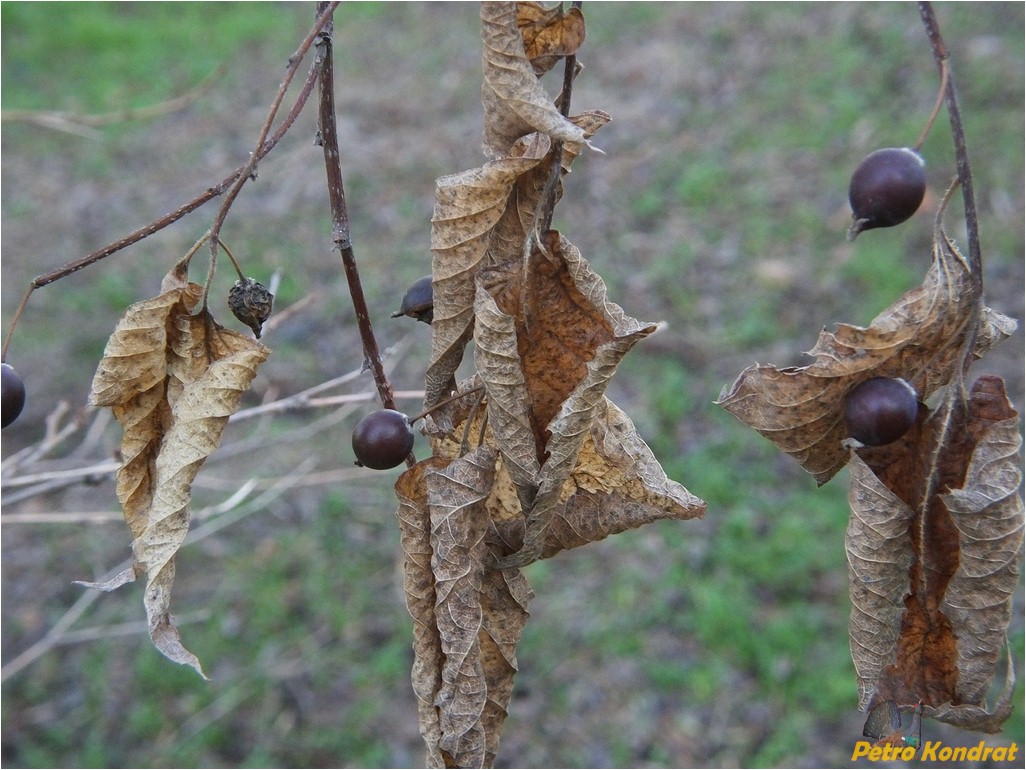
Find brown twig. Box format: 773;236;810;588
1;7;336;361
536;15;581;235
918;2;983;294
205;2;340;296
313;3;411;465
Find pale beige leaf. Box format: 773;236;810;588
480;1;588;157
429;386;705;565
132;323;267;677
90;268;201;408
477;567;532;766
89;277;268;678
937;379;1023;725
845;453;916;709
472;284;541;505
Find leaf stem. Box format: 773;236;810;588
313;3;411;466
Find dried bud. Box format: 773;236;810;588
229;278;274;338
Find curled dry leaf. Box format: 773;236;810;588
427;133;552;410
717;215;1017;484
395;449;533;769
428;379;705;565
474;230;694;566
481;1;588;157
426;111;609;411
847;375;1023;732
516;0;586;76
397;388;701;767
87;265;269;677
405;5;701;763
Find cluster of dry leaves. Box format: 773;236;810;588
81;3;705;765
719;190;1022;735
397;3;705;766
78;1;1021;766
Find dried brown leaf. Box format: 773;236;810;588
516;1;586;75
396;448;533;768
429;383;705;565
395;459;447;768
480;1;588;157
426;135;551;409
87;269;268;677
473;231;678;566
846;375;1023;732
718;219;1017;484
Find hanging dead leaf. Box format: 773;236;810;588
426;112;609;412
481;1;589;157
516;1;586;75
395;459;447;768
472;230;691;566
86;266;269;677
399;388;699;767
396;449;534;768
846;375;1023;732
717;213;1017;484
428;379;705;566
426;133;551;410
406;6;701;764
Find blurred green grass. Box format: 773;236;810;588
2;3;1023;768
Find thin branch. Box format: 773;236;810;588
537;43;580;234
206;2;341;280
918;2;983;294
313;3;412;466
2;7;335;361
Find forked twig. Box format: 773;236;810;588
1;4;338;361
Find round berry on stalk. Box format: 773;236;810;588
847;147;926;239
2;362;27;429
352;409;415;469
391;275;434;324
844;377;919;446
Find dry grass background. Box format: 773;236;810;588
2;3;1023;768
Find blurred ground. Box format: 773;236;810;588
2;3;1023;768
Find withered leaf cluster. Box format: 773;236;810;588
720;195;1022;733
86;263;269;677
399;3;704;766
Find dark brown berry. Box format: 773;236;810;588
352;409;415;469
391;275;433;324
847;147;926;239
229;278;274;338
844;377;919;446
2;362;26;429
